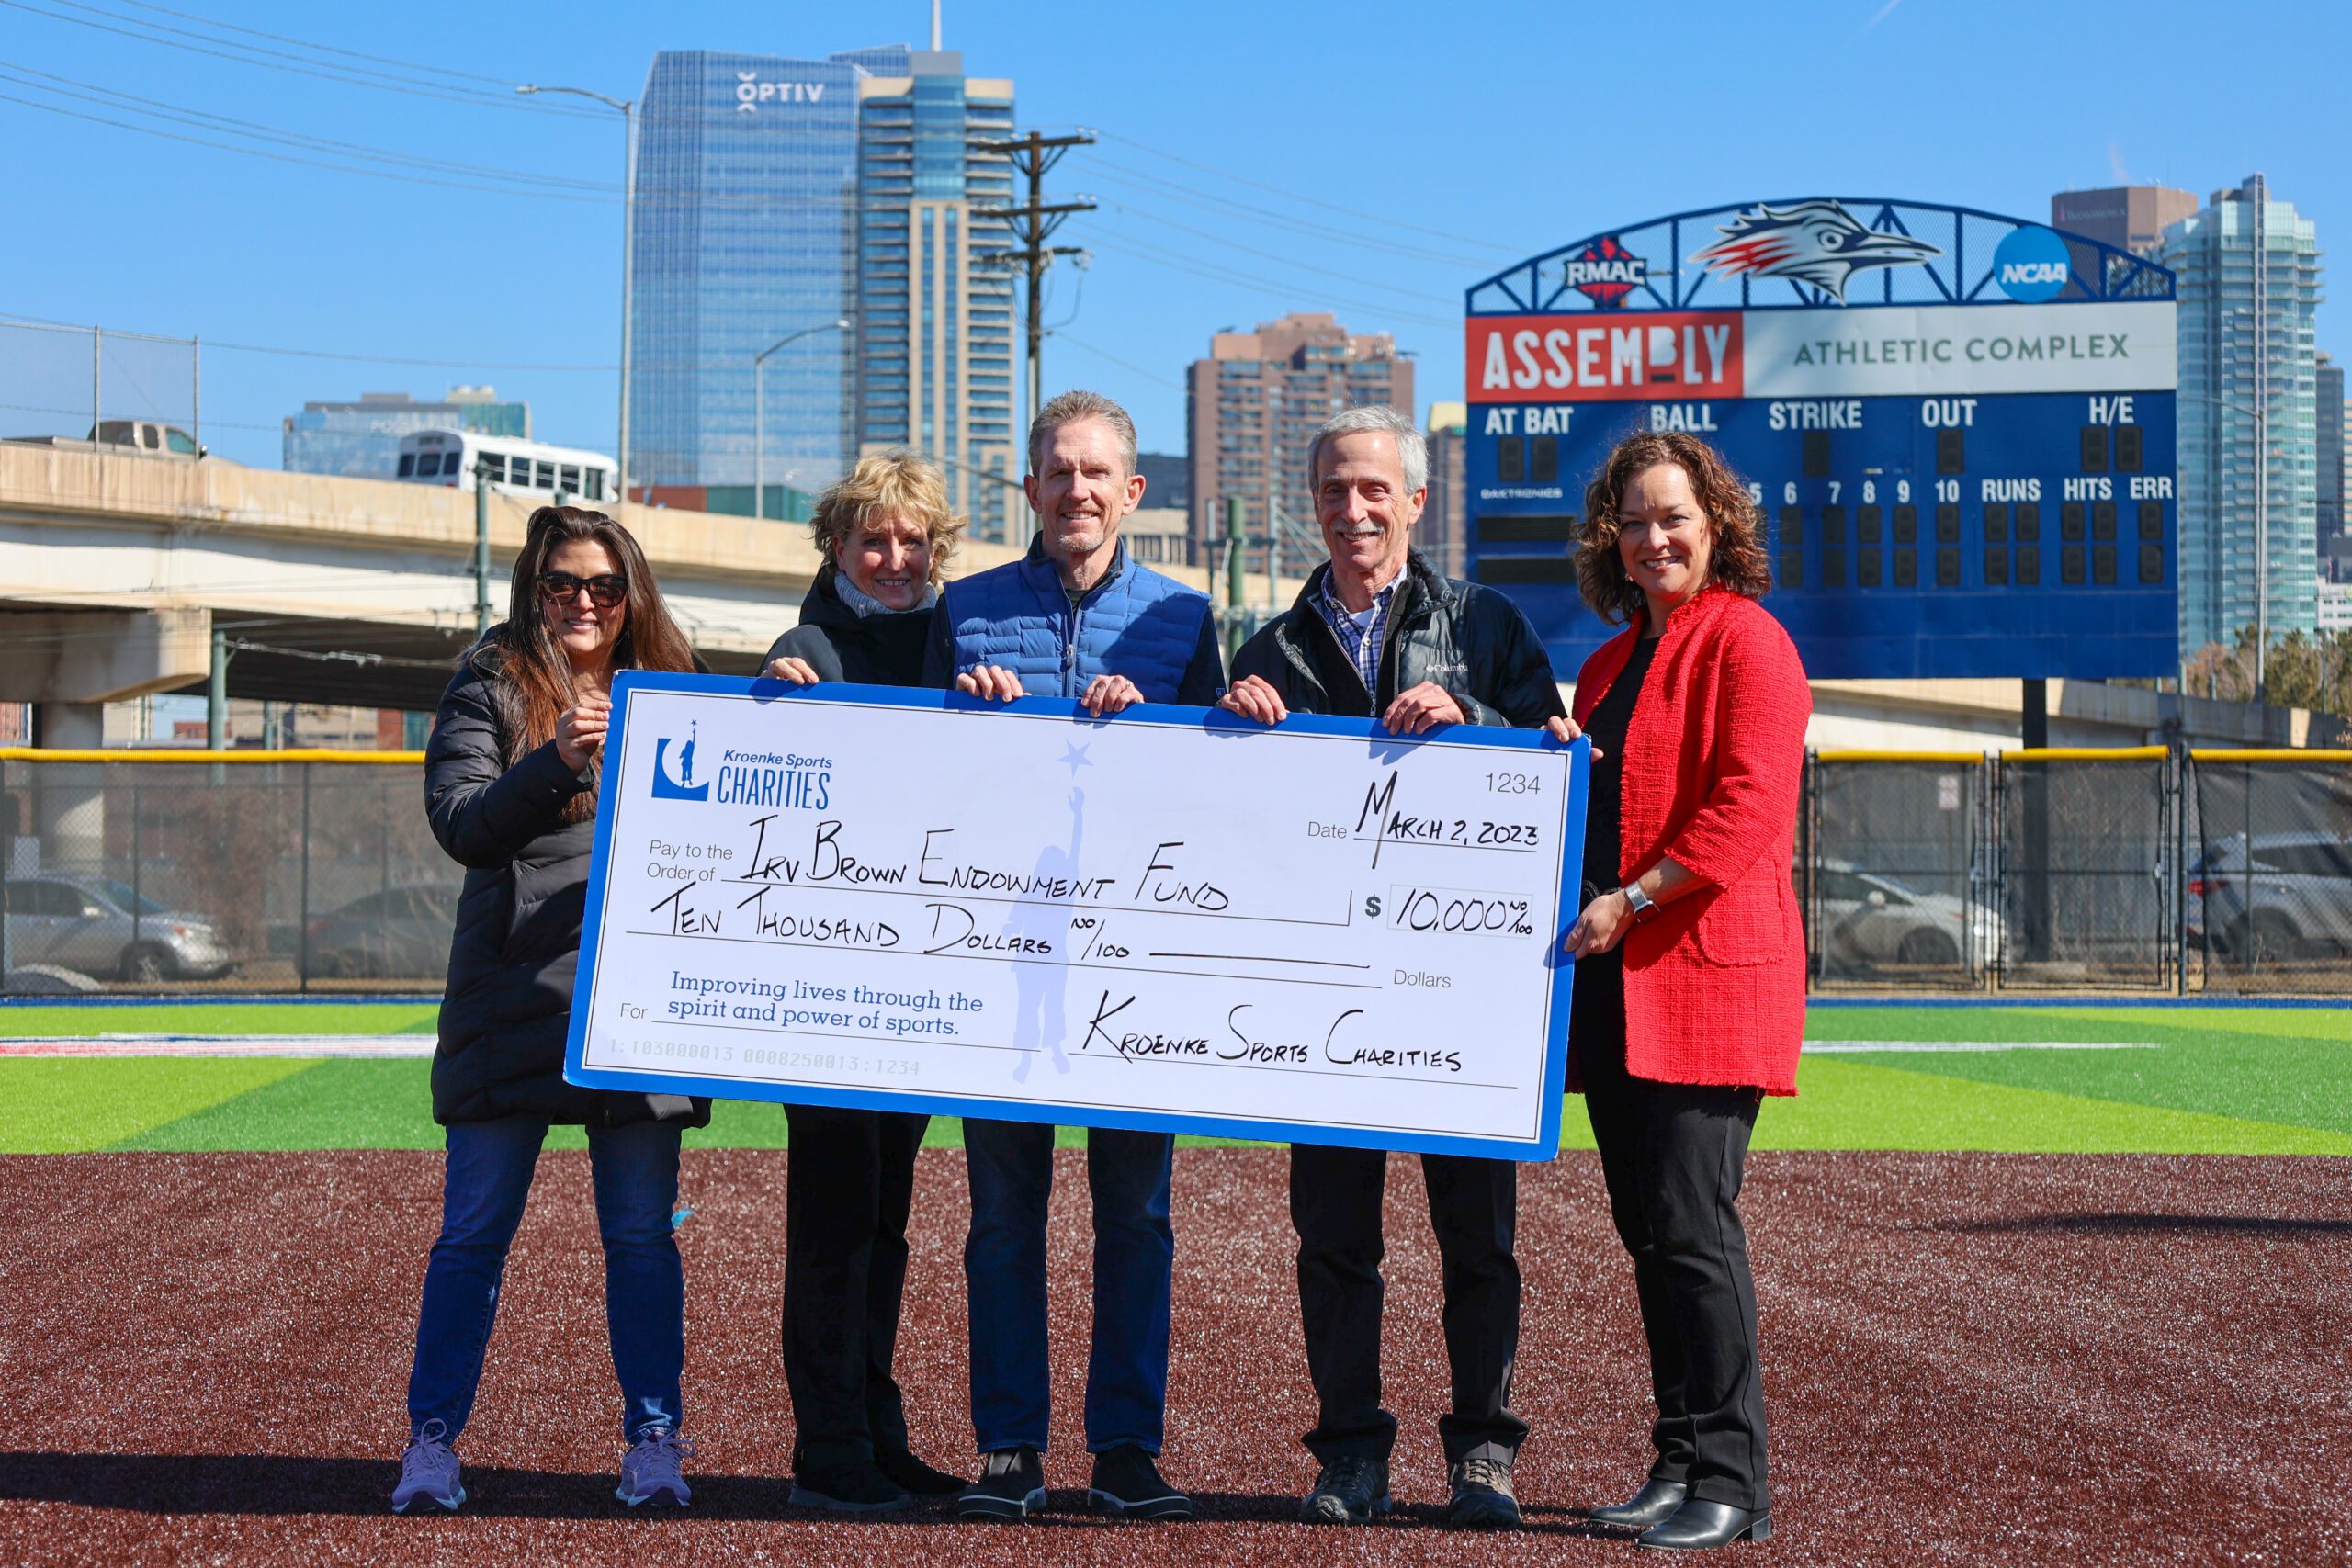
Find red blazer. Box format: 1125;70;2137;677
1571;588;1811;1095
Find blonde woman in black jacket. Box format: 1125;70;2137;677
392;506;707;1517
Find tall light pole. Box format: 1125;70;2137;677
754;320;850;519
518;83;637;503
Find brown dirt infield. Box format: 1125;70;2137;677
1;1148;2346;1565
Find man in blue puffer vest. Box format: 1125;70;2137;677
922;389;1223;1525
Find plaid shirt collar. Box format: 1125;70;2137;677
1316;568;1398;697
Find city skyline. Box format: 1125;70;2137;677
6;1;2346;482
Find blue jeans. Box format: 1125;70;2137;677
963;1119;1173;1454
406;1117;685;1443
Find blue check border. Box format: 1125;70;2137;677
564;671;1590;1161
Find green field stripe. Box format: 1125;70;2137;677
1803;1006;2345;1046
1831;1037;2352;1135
0;1057;321;1152
1752;1059;2352;1154
110;1059;443;1151
2034;1006;2352;1044
0;1003;439;1038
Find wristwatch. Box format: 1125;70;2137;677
1619;882;1658;922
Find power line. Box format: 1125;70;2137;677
1097;130;1521;256
1088;158;1490;269
0;61;614;193
1100;197;1468;303
1051;333;1184;391
111;0;521;89
1080;233;1456;330
0;0;607;118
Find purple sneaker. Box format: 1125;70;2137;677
616;1428;695;1507
391;1421;465;1514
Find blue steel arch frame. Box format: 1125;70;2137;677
1465;197;2175;317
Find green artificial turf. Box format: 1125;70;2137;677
0;1002;439;1037
6;1003;2350;1156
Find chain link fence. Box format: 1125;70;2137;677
3;747;2346;998
0;318;202;451
3;755;442;995
1809;748;2346;996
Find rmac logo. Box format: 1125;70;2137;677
650;724;709;802
736;73;827;113
1560;236;1647;309
1992;225;2073;303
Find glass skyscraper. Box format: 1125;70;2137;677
852;52;1019;541
2156;174;2324;657
629;46;909;492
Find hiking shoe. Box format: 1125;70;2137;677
1300;1453;1389;1525
1087;1445;1193;1520
615;1428;695;1507
956;1446;1046;1521
1446;1455;1521;1529
788;1461;910;1513
390;1421;465;1514
876;1448;967;1496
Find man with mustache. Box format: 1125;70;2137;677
922;389;1224;1523
1218;403;1570;1530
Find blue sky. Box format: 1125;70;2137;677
1;0;2343;471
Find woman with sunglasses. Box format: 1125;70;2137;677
393;505;708;1517
756;451;968;1513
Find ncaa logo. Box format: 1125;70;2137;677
1993;226;2072;303
650;723;709;802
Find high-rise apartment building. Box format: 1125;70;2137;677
1185;311;1414;574
2051;186;2199;256
630;46;909;492
282;388;528;479
2155;175;2324;656
1421;402;1467;579
2318;351;2344;542
851;52;1019;541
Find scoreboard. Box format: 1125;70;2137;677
1464;199;2179;680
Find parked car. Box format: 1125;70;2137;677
299;882;460;980
3;421;210;458
2188;831;2352;964
3;874;238;981
1811;860;2002;975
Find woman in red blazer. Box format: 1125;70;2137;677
1550;430;1808;1551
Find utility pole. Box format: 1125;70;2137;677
474;457;494;637
971;130;1096;455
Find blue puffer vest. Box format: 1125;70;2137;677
940;536;1210;703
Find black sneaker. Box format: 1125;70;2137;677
956;1447;1046;1521
877;1448;967;1497
1446;1455;1521;1529
1087;1445;1193;1520
1300;1454;1391;1525
787;1461;910;1513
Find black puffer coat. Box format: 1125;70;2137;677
1231;552;1567;726
763;570;933;686
424;635;712;1128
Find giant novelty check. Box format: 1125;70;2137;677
565;673;1588;1159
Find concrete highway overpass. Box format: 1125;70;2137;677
0;444;1295;743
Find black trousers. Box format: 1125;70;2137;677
1577;955;1770;1511
780;1105;928;1472
1289;1143;1527;1465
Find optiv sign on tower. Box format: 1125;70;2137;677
736;72;828;112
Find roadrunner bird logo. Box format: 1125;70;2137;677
1691;200;1943;302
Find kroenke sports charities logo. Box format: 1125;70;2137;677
1992;225;2074;303
1559;237;1647;309
651;724;709;803
1691;199;1943;302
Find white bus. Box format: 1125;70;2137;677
393;428;618;503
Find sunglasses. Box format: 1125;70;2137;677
537;571;628;609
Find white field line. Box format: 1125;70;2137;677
1803;1040;2160;1054
0;1034;433;1058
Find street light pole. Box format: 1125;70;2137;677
753;320;850;519
517;83;636;503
